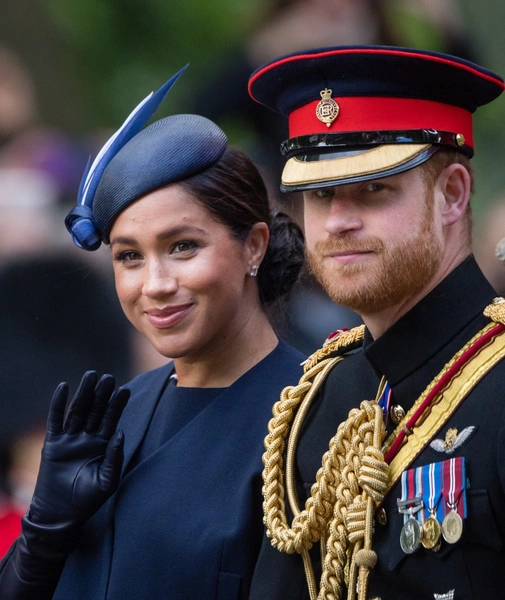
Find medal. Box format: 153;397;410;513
400;516;422;554
419;462;443;551
397;495;423;554
442;509;464;544
441;457;466;544
421;513;442;549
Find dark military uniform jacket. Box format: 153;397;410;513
250;257;505;600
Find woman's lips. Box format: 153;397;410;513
145;304;193;329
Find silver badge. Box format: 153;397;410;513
434;591;455;600
430;426;475;454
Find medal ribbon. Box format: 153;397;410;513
401;461;449;524
442;456;467;519
378;380;392;416
400;466;425;524
422;461;443;522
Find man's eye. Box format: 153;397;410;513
364;182;386;192
315;187;335;198
170;240;197;254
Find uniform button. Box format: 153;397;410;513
376;508;387;526
390;404;406;425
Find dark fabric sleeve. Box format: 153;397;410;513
0;514;76;600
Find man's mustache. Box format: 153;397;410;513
310;236;385;255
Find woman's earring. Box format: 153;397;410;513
496;237;505;263
250;265;259;277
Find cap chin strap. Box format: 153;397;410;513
281;129;471;157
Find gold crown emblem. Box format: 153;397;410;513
316;88;339;127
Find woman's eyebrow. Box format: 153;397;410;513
110;225;207;247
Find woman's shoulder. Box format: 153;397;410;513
273;338;306;366
247;339;305;387
124;361;174;395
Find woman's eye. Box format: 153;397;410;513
170;240;197;254
115;251;141;262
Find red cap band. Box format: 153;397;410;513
289;96;473;148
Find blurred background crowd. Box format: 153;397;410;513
0;0;505;555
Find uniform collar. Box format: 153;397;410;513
363;256;496;385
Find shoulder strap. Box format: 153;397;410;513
386;299;505;490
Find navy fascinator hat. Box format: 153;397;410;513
65;66;228;250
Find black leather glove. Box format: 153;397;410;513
0;371;130;599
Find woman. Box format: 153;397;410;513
0;68;304;599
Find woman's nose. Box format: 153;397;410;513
142;262;178;298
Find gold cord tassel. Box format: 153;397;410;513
262;326;389;599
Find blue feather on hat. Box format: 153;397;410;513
65;64;188;251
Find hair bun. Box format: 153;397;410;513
258;210;304;304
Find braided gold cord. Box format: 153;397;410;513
318;401;387;600
303;325;365;372
483;296;505;325
263;376;388;600
263;357;344;554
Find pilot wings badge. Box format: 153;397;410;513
430;426;475;454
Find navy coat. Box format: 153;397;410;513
52;340;303;600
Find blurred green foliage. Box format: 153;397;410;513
45;0;272;127
2;0;505;219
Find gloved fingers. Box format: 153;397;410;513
46;382;70;435
84;374;116;434
98;387;130;439
97;429;125;494
63;371;98;434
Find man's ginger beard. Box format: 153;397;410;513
307;192;444;315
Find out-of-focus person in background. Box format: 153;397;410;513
0;69;305;599
0;45;134;556
474;198;505;295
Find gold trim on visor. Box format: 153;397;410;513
281;143;431;188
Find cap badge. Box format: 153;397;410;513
316;88;339;127
429;426;475;454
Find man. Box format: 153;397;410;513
247;46;505;600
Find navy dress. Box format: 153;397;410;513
52;340;303;600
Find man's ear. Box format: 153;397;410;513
438;163;472;227
245;221;270;267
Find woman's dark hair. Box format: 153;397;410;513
178;145;304;304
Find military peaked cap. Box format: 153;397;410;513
248;45;504;191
